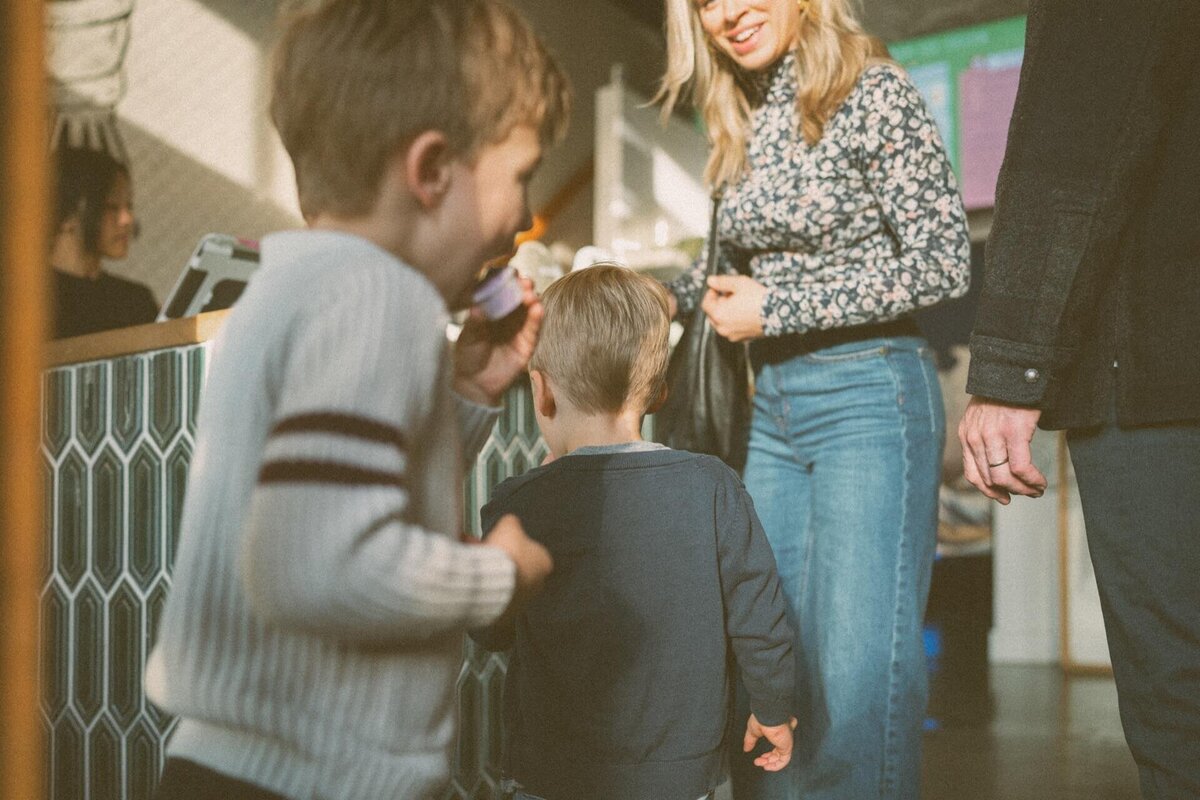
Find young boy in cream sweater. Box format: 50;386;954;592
145;2;569;798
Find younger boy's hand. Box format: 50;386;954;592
454;274;544;407
482;513;553;610
744;714;797;772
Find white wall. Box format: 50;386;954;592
988;432;1063;664
104;0;300;302
990;494;1060;663
510;0;668;250
594;70;710;269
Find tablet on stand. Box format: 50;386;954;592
157;233;260;321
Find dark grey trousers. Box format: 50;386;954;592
1068;418;1200;800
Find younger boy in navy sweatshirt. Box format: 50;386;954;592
473;265;796;800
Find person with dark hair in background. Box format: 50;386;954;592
50;146;157;339
959;2;1200;797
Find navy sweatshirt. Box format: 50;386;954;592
473;445;794;800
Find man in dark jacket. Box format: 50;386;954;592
955;1;1200;796
959;2;1200;797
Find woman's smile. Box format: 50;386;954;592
698;0;795;72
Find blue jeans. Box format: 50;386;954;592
730;336;943;800
1068;418;1200;799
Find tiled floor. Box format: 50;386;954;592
714;664;1139;800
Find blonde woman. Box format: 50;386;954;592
658;0;970;797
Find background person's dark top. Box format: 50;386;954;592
966;0;1200;429
52;269;158;340
473;447;794;800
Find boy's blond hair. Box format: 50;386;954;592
531;265;671;415
271;0;570;219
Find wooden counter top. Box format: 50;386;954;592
43;310;229;368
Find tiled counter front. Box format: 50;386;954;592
41;343;547;800
452;379;549;800
41;344;207;800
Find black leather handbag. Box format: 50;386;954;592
655;192;750;473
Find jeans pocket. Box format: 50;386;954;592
801;342;890;364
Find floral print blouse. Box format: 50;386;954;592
668;52;971;338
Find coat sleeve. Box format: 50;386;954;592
965;0;1172;405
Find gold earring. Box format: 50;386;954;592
797;0;811;14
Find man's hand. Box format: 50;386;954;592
702;275;767;342
481;513;553;613
454;274;544;407
743;714;797;772
958;396;1047;504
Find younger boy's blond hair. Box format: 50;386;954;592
270;0;570;219
531;265;671;415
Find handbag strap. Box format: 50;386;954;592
704;188;724;278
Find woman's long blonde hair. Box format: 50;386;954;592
656;0;887;186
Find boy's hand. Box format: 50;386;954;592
744;714;797;772
482;513;553;610
454;274;543;407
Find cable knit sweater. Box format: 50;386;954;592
669;53;971;336
144;230;516;800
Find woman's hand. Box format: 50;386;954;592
453;274;544;407
702;274;766;342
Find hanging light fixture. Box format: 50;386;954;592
46;0;135;159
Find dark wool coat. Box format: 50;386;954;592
967;0;1200;429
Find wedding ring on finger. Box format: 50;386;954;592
987;456;1010;468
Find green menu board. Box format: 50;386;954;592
890;16;1027;209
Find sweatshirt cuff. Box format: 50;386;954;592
749;694;793;728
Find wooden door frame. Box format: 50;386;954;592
1;1;49;797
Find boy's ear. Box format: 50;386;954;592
403;130;453;209
530;369;557;419
645;383;668;415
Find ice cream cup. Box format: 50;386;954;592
472;265;524;320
